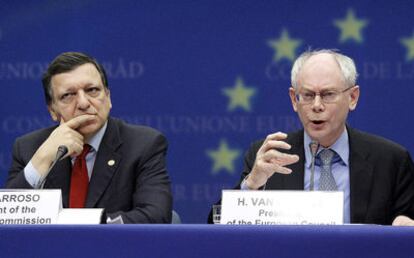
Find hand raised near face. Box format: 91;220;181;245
30;114;95;176
245;132;300;190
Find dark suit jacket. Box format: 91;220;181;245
209;126;414;225
6;117;172;224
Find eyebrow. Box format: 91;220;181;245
58;83;99;92
300;86;339;92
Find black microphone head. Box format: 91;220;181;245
56;145;68;160
58;145;68;155
309;141;319;157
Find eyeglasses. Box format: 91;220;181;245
295;86;355;104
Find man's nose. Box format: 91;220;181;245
76;91;91;109
311;95;324;112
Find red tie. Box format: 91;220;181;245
69;144;91;208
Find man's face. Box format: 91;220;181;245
289;53;360;147
48;63;112;139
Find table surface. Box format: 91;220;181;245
1;224;414;258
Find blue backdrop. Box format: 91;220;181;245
1;0;414;223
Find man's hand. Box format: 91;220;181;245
245;132;300;190
392;215;414;226
30;114;95;176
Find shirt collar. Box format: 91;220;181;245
86;121;108;152
304;127;349;168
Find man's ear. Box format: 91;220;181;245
349;85;360;111
48;106;59;122
289;87;298;112
106;88;112;109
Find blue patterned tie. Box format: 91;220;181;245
318;149;337;191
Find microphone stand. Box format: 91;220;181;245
309;141;319;191
39;145;68;188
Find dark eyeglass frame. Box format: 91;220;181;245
295;86;355;104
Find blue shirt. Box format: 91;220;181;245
241;128;351;223
304;129;350;223
24;122;108;188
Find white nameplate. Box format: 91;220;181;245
221;190;343;225
0;189;62;225
57;208;104;224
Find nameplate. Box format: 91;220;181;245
0;189;62;225
221;190;343;225
57;208;104;224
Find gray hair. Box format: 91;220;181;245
291;49;358;89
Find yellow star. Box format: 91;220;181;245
206;139;241;175
268;29;302;62
400;32;414;61
222;77;256;112
334;9;368;43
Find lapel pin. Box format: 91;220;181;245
108;160;115;166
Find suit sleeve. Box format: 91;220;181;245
235;140;263;189
392;150;414;220
6;137;34;189
106;134;172;224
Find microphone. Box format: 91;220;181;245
309;141;319;191
55;145;69;161
38;145;68;188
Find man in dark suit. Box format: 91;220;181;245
6;52;172;223
210;49;414;225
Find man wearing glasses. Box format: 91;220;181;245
217;49;414;225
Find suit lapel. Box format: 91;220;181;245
266;130;304;190
85;118;123;208
347;127;374;223
44;158;72;207
283;130;305;190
